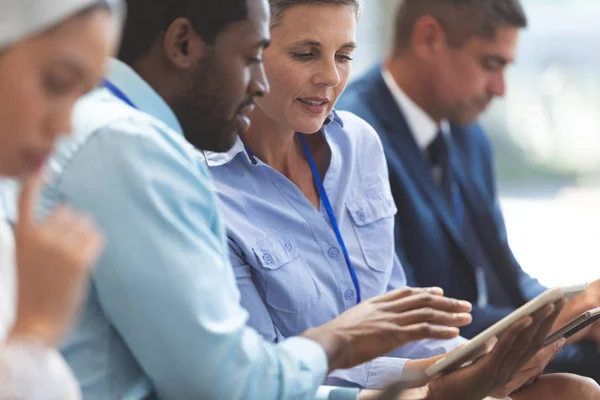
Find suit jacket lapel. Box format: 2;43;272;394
450;131;526;304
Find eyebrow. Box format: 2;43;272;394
483;54;511;66
53;56;100;93
290;39;357;49
54;56;87;80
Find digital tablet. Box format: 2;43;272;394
425;284;588;377
543;307;600;347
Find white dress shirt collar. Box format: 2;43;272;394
381;67;450;151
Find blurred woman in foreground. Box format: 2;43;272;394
0;1;121;398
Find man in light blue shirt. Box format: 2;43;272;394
0;0;478;399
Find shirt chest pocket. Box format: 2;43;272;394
346;182;398;272
252;231;321;313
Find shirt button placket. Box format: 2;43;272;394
344;289;355;301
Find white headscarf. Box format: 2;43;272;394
0;0;124;51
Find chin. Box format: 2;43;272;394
294;120;327;135
452;112;480;126
208;134;239;153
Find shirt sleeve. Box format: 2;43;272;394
49;121;329;400
0;340;81;400
314;386;360;400
326;357;409;390
229;240;411;390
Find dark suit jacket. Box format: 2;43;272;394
337;64;547;337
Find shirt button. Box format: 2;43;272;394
262;254;273;265
284;242;294;252
344;290;355;300
356;210;366;221
328;248;339;258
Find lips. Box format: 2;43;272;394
297;97;330;114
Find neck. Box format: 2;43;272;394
385;55;443;124
130;53;179;109
242;107;305;175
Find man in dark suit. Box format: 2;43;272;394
337;0;600;381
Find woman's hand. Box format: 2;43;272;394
302;287;472;372
9;169;104;346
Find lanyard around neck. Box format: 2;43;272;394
297;133;361;304
103;79;137;109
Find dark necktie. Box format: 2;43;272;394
427;131;453;210
427;130;489;306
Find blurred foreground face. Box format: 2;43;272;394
255;3;357;134
431;26;519;125
0;9;115;177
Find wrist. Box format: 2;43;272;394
359;389;382;400
301;327;350;372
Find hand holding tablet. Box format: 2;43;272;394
426;296;565;400
425;284;588;377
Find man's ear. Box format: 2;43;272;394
411;15;447;61
162;17;207;69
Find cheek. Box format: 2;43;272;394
334;66;352;101
0;64;46;142
223;60;249;104
0;75;46;176
264;61;301;100
256;61;302;113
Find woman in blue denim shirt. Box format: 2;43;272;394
205;0;598;398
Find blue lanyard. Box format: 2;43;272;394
298;134;361;304
102;79;137;108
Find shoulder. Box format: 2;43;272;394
56;88;199;179
44;89;213;216
452;122;493;159
332;110;389;179
334;110;384;154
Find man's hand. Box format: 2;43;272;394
489;337;566;397
426;300;564;400
588;322;600;344
301;287;472;372
552;280;600;343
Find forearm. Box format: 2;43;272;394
303;327;350;373
375;383;432;400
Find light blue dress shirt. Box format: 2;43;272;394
0;59;361;400
205;111;466;390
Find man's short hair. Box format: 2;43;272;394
393;0;527;54
118;0;249;64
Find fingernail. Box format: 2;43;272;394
459;300;472;308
